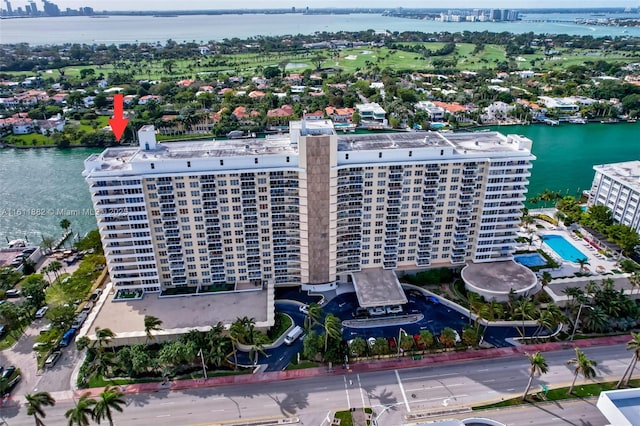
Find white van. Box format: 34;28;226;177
284;325;303;345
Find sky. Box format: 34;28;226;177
5;0;639;12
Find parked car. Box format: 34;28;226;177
352;307;368;319
2;366;15;379
367;307;386;316
298;304;309;314
40;323;53;334
5;289;20;298
32;342;47;351
386;305;403;315
81;302;94;313
44;351;61;368
89;289;103;302
35;306;49;319
71;313;87;330
59;328;77;347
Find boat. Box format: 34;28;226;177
568;117;587;124
627;118;637;123
601;118;619;124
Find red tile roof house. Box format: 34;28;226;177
325;106;354;123
303;110;324;120
266;104;295;124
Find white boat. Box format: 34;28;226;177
568;117;587;124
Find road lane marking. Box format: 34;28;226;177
405;383;464;392
343;376;351;409
395;369;410;413
402;373;457;381
357;374;366;408
156;414;171;418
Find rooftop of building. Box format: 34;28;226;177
85;121;532;174
351;268;408;308
594;160;640;189
461;260;538;296
337;130;531;154
89;285;271;341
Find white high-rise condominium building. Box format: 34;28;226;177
83;121;534;297
588;161;640;233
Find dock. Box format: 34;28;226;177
52;229;73;250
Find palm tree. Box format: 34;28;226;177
65;393;96;426
629;272;640;296
230;316;256;345
93;385;126;426
25;392;56;426
617;332;640;388
567;348;598;394
522;351;549;401
322;313;341;353
48;261;63;281
40;236;55;253
576;258;590;274
144;315;163;343
60;218;71;233
94;327;116;352
305;303;323;330
439;327;458;348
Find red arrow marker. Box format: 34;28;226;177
109;93;129;142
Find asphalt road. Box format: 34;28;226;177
0;318;81;397
0;343;630;425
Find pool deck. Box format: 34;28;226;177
517;212;634;306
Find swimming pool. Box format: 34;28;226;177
541;234;588;263
514;253;547;267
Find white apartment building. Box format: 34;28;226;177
588;161;640;233
83;122;534;297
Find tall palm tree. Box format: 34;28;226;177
65;393;96;426
522;351;549;401
322;313;341;353
60;218;71;233
305;303;323;330
617;332;640;388
48;261;63;281
567;348;598;394
144;315;163;343
94;327;116;353
25;392;56;426
93;385;126;426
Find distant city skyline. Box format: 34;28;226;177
2;0;639;12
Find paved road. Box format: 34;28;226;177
0;318;82;397
0;343;628;425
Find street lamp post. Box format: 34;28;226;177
570;303;592;341
198;349;207;379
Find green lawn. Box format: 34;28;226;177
475;379;640;410
3;133;55;146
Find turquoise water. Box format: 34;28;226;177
0;147;102;244
488;122;640;205
542;234;588;263
514;253;547;267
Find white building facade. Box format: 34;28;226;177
588;161;640;233
84;122;535;295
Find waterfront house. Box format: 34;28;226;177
355;102;386;122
